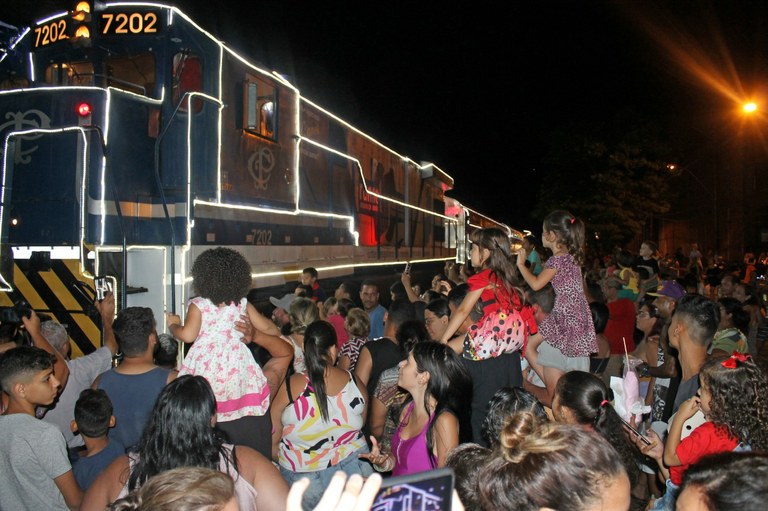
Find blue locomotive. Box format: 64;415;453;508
0;2;520;353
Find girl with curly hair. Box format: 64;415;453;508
166;248;292;458
646;353;768;510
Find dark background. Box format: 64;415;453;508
3;0;768;233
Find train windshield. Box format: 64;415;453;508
42;51;156;97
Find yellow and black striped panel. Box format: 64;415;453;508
0;260;102;357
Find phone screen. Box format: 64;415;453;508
95;277;112;301
372;468;453;511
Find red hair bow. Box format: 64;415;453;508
721;352;751;369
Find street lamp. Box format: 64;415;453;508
743;102;758;114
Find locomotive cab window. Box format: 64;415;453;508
43;53;156;97
45;61;95;86
244;76;277;140
172;52;203;113
104;52;156;96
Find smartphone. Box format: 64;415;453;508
620;416;652;446
372;467;453;510
95;276;112;301
404;262;412;275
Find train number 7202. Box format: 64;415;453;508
34;20;68;48
101;12;159;35
250;229;273;246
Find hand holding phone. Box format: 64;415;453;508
620;416;652;446
373;468;454;510
404;262;412;275
95;276;112;301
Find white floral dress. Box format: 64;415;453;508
180;297;270;422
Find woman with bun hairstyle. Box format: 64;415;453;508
479;412;630;511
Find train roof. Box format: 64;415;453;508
19;2;456;190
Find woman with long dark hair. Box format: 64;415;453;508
552;371;642;501
271;320;370;511
633;300;670;424
82;375;288;511
362;340;471;475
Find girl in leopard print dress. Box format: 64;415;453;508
517;210;597;405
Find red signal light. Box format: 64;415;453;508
77;102;91;116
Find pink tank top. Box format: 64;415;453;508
391;402;436;476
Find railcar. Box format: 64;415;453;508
0;2;521;354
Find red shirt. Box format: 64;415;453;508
604;298;636;354
467;269;521;316
670;421;739;485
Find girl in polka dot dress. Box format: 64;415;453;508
440;227;526;443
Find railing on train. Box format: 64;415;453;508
153;91;222;314
81;125;129;311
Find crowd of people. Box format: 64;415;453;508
2;209;768;511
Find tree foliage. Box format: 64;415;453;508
532;115;674;252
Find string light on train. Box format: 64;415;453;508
46;2;460;242
246;257;457;281
0;126;92;288
0;27;30;64
8;3;493;309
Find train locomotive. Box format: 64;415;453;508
0;1;520;354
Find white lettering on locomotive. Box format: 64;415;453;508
0;110;52;164
248;146;275;191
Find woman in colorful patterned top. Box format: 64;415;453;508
270;321;371;511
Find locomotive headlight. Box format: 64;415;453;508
74;25;90;38
73;1;92;22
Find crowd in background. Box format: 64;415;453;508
2;215;768;511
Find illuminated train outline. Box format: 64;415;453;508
0;2;519;343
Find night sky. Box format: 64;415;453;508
3;0;768;232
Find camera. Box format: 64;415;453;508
95;276;112;301
0;300;32;324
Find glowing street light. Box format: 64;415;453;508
743;102;758;114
